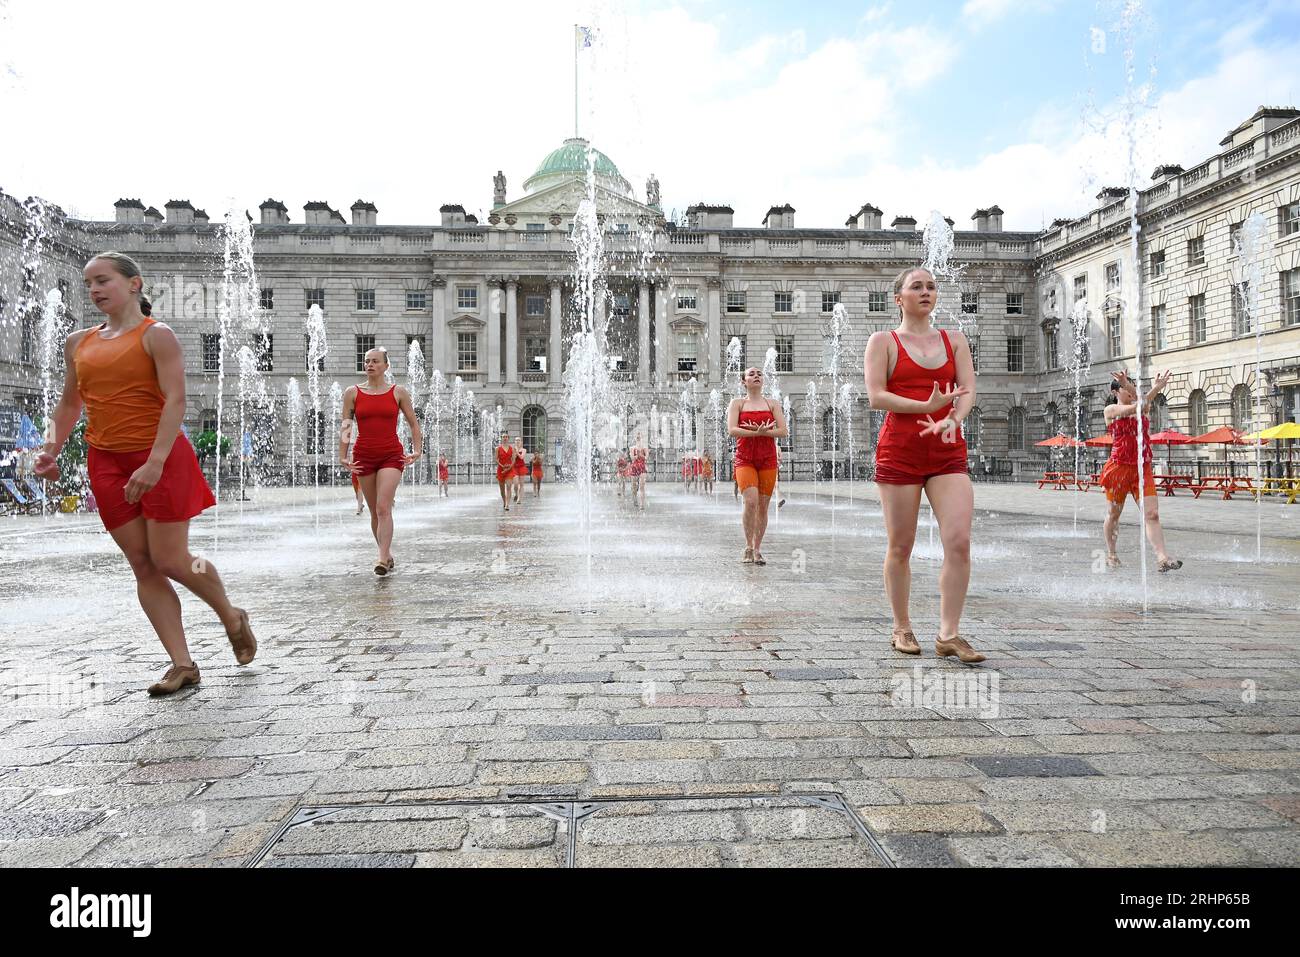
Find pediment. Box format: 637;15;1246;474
669;315;707;331
448;314;485;330
494;176;660;221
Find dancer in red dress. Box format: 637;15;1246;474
728;367;788;564
865;266;982;662
1101;369;1181;571
495;432;515;511
34;252;255;695
437;453;450;497
531;450;544;497
628;435;648;510
339;348;422;575
512;436;529;504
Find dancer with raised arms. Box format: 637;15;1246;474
865;266;982;663
727;367;789;565
34;252;256;695
339;347;422;575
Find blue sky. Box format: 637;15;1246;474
2;0;1299;230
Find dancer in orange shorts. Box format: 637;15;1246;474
34;252;256;696
728;367;788;565
1101;369;1181;572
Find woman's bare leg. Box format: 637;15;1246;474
1104;499;1124;557
924;473;974;642
1141;495;1172;562
108;517;192;666
753;493;773;553
371;468;402;563
878;483;923;634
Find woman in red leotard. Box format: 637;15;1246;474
531;450;544;497
495;432;515;511
728;367;789;565
437;453;450;497
865;266;982;662
339;348;421;575
512;436;529;504
1101;369;1181;572
628;434;648;509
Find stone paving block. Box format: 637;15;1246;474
1140;800;1294;830
982;801;1160;832
949;834;1080;867
966;755;1101;778
1051;831;1260;866
123;758;255;784
576;844;726;867
465;817;558;850
886;778;988;804
0;831;107;867
266;853;415;868
477;762;590;786
578;811;744;846
275;819;470;856
732;838;883;867
0;809;105;840
860;804;1000;835
529;725;661;741
910;737;1049;758
1222;829;1300;866
875;833;963;867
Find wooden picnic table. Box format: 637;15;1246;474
1154;473;1196;496
1190;476;1257;500
1037;470;1076;490
1252;477;1300;504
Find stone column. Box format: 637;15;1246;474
430;276;446;374
485;278;501;384
505;278;519;383
637;282;650;384
707;278;722;384
549;280;563;379
655;282;670;385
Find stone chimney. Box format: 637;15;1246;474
1096;186;1128;204
259;199;289;225
193;208;209;225
113;198;145;225
143;206;163;225
329;208;346;225
971;208;989;231
164;199;195;225
304;201;336;226
764;204;795;229
686;203;734;229
891;215;917;232
351;200;378;226
845;203;882;230
986;205;1003;231
440;203;467;227
1150;164;1184;181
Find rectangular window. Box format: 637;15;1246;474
525;295;546;317
1149;251;1165;278
457;285;478;311
676;287;698;311
1152;304;1167;350
200;333;221;373
306;288;325;310
260;287;274;310
1284;269;1300;326
1046;328;1059;369
405;290;428;311
356;289;376;311
526;223;546;241
1283;202;1300;237
355;334;375;372
1006;336;1024;373
525;335;546;372
612;293;631;318
1105;262;1121;292
1232;282;1251;336
1073;274;1087;303
961;292;978;314
775;335;794;373
1107;313;1122;357
868;291;888;313
457;332;477;370
614;223;630;233
821;291;840;313
1189;294;1207;343
303;334;325;372
774;291;793;313
405;334;427;364
726;291;747;313
20;315;35;364
1187;236;1206;268
676;333;698;372
254;333;273;372
200;410;218;434
1006;293;1024;315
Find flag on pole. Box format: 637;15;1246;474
576;25;595;48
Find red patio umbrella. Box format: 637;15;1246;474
1084;433;1113;447
1035;434;1086;447
1189;426;1264;474
1149;428;1192;470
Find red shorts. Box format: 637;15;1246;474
874;415;968;485
438;469;449;482
88;437;215;532
735;466;778;496
1100;460;1156;503
353;444;405;476
873;460;969;485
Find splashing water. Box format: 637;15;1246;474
304;303;328;493
328;381;343;489
407;338;426;488
1235;210;1271;563
215;204;260;533
286;379;303;497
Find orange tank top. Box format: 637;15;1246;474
74;318;167;452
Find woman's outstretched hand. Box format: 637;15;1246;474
918;415;960;444
926;381;969;412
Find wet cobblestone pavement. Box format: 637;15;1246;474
2;480;1298;867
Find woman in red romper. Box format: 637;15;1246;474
728;367;789;564
339;348;422;575
1101;369;1181;571
438;453;450;497
512;436;529;504
628;435;648;510
495;432;515;511
35;252;256;696
865;267;983;663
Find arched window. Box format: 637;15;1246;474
963;408;982;451
522;405;547;453
200;409;218;434
1188;389;1208;435
1230;384;1253;433
1008;407;1026;452
1151;393;1169;432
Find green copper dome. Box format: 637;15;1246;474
523;138;631;195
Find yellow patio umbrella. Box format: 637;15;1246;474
1241;422;1300;441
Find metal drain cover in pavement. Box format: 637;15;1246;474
248;793;893;868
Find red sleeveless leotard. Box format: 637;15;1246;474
496;445;514;482
873;329;968;485
352;385;405;476
734;405;779;471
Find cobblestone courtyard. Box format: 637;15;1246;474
2;479;1298;867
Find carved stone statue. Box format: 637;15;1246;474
646;174;661;208
493;171;507;208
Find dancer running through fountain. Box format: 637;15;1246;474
339;347;421;575
865;267;982;662
512;436;528;504
1101;369;1181;572
495;432;515;511
531;448;544;497
629;434;648;509
728;367;789;565
438;453;450;497
34;252;256;695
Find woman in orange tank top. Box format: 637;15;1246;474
864;266;983;663
34;252;257;696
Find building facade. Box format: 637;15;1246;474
2;110;1299;478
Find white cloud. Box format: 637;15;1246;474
961;0;1056;27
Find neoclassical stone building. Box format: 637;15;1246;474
2;107;1298;478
